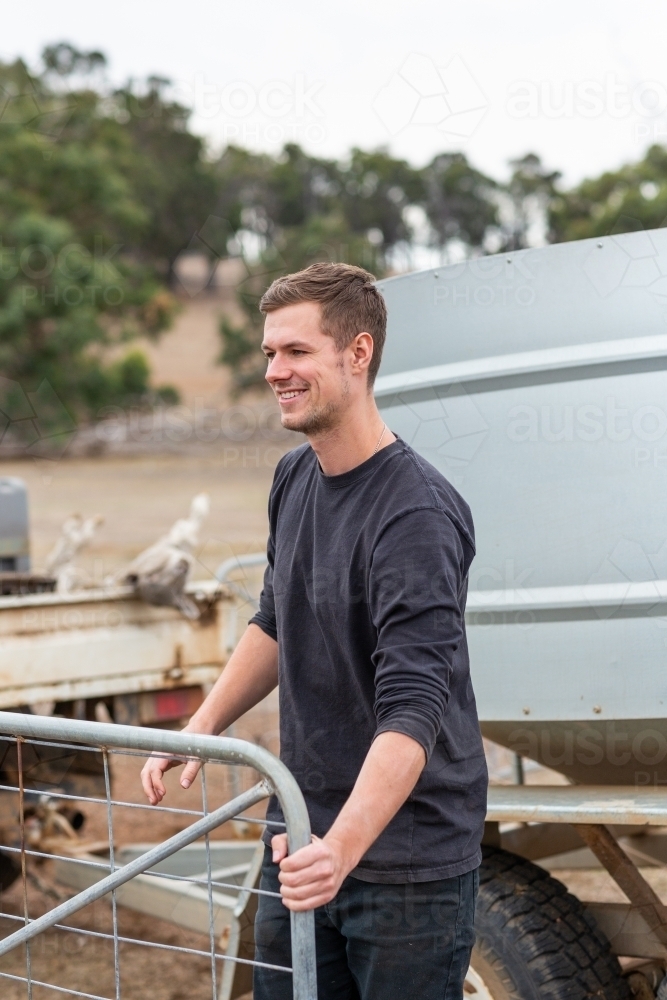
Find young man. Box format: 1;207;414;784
141;262;487;999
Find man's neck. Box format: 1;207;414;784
308;402;396;476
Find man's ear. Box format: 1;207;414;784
349;332;374;376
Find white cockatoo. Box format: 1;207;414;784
44;514;104;593
119;493;210;619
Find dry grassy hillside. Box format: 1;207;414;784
136;263;248;409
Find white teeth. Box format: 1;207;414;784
280;390;304;399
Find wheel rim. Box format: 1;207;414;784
464;963;496;999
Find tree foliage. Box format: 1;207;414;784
5;40;667;412
501;154;561;250
215;144;499;393
422;152;498;249
0;46;204;430
549;145;667;243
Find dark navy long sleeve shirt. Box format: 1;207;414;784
249;437;487;882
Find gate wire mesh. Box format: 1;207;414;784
0;714;317;1000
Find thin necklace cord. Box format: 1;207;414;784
372;423;387;456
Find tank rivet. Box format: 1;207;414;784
522;707;530;715
593;705;602;713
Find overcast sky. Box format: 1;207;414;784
4;0;667;186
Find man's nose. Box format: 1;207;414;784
265;354;292;383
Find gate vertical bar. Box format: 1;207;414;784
290;909;317;1000
16;737;32;1000
201;764;218;1000
103;749;121;1000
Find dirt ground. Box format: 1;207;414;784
5;451;280;580
0;887;252;1000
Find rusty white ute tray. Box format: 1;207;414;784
0;579;231;709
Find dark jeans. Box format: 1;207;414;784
254;846;478;1000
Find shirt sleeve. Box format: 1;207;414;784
248;527;277;641
369;507;470;761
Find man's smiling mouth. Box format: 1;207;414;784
277;388;307;401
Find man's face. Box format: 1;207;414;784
262;301;356;434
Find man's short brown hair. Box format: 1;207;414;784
259;262;387;386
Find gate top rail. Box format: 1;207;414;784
0;712;308;848
0;711;317;1000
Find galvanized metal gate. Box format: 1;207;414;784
0;712;317;1000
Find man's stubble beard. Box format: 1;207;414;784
281;371;351;436
282;398;340;435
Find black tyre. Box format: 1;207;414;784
464;846;632;1000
